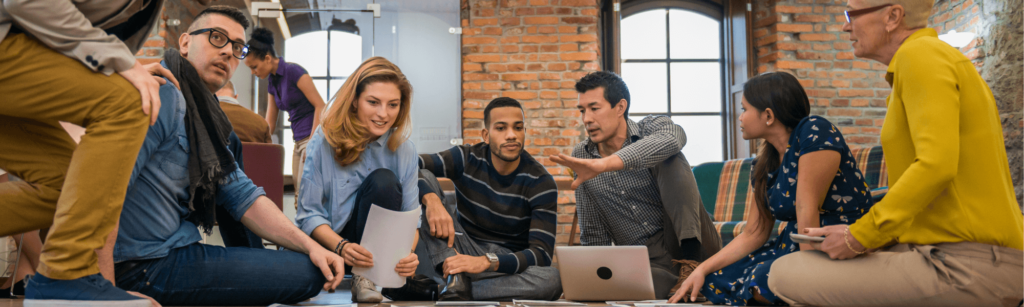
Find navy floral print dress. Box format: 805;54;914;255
701;116;874;305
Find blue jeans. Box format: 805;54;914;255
114;243;324;306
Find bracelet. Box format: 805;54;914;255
335;239;348;255
339;241;351;256
843;227;866;255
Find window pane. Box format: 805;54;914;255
621;9;666;60
621;63;668;114
328;79;346;104
284;32;328;76
669;9;720;59
313;79;329;103
671;115;723;166
328;31;363;78
282;128;294;175
670;62;722;113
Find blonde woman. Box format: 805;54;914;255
294;57;420;303
767;0;1023;305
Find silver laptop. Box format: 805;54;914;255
555;246;656;301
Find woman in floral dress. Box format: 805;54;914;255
669;72;874;305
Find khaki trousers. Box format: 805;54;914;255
769;241;1024;307
291;136;309;210
0;34;148;280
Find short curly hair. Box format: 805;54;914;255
575;71;631;117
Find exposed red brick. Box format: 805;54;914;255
775;5;813;13
799;33;836;41
474;18;498;26
502;73;539;81
776;60;814;69
838;89;875;97
777;23;813;32
562;17;596;24
466;54;502;62
522;35;559;43
560;52;597;61
560;34;598;42
525;16;559;24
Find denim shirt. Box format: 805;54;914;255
295;128;420;236
114;62;265;262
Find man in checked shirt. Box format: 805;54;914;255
552;71;721;299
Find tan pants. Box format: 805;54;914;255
291;136;310;210
0;34;148;280
769;241;1024;307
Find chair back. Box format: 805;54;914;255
241;142;285;211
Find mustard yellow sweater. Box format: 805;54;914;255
849;29;1024;250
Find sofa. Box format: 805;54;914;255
692;145;889;245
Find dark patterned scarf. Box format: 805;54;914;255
164;48;237;233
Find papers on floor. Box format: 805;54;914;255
512;300;588;306
434;301;501;306
350;204;421;288
605;300;667;306
268;302;356;304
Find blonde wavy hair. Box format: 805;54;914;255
321;56;413;167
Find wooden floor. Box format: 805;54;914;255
1;289;721;307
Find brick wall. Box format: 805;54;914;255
136;7;168;65
751;0;890;146
929;0;984;66
460;0;602;244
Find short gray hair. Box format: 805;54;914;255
861;0;933;28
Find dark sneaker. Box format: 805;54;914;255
381;275;439;301
437;273;472;301
1;279;26;298
24;273;150;307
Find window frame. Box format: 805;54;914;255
617;0;728;163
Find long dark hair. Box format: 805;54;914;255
743;71;810;234
247;27;277;60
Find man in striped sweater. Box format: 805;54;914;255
413;97;562;300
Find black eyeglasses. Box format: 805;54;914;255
189;28;249;59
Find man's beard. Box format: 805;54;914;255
490;142;522;163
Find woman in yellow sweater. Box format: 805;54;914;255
766;0;1023;306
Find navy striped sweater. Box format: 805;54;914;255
418;143;557;274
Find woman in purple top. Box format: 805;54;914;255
245;27;327;209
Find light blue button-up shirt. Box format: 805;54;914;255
295;128;420;236
114;63;265;262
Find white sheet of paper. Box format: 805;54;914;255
350;204;420;288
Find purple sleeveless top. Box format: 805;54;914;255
268;58;315;141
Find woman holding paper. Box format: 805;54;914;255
294;57;420;303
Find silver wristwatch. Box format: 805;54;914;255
485;253;499;271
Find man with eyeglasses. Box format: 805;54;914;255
106;6;346;306
1;0;180;306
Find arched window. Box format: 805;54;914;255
620;4;725;166
285;30;362;103
278;30;362;175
